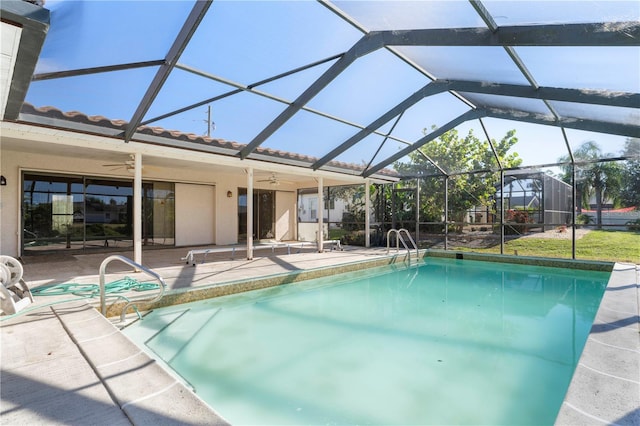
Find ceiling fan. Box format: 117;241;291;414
256;173;292;186
102;155;145;173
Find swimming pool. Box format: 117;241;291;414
123;257;610;425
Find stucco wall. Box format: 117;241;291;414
175;183;215;246
0;148;299;255
275;190;296;241
0;150;20;256
581;210;640;230
298;222;328;242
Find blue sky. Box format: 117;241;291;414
27;0;638;172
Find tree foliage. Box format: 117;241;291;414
558;141;624;228
394;127;521;230
620;138;640;208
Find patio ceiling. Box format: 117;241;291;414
4;0;640;179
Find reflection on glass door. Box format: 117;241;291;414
84;178;133;248
23;175;84;250
143;182;175;246
238;188;276;241
22;173;175;254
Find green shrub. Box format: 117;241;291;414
342;231;365;246
576;214;593;225
86;224;105;236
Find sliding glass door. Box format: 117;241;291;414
238;188;276;241
23;175;85;251
22;173;174;254
84;178;133;248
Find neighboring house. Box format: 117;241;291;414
297;192;349;223
296;190;355;242
467;171;573;229
580;207;640;230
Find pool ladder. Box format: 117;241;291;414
386;228;419;262
99;255;167;322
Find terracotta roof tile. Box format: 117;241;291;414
19;103;398;178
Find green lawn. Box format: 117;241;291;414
454;230;640;264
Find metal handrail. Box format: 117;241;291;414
99;255;166;321
386;228;419;259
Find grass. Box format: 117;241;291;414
328;229;349;240
454;230;640;264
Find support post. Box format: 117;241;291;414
365;179;371;248
444;176;449;250
247;168;253;260
561;127;577;260
415;178;420;244
572;165;577;259
500;170;505;255
133;153;142;266
317;177;324;253
392;184;397;230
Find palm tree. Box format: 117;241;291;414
559;141;623;229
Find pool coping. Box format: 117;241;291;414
554;262;640;425
105;250;420;317
424;249;615;271
52;301;231;425
106;249;614;317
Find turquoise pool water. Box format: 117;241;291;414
123;258;609;425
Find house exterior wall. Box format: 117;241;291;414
0;149;21;256
0;147;301;256
298;223;329;242
175;183;215;246
0;122;377;257
0;149;232;256
298;193;348;223
275;191;296;241
581;210;640;230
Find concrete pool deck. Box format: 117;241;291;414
1;246;638;425
555;261;640;426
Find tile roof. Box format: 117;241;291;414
19;103;398;179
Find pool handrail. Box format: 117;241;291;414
386;228;419;260
98;255;167;321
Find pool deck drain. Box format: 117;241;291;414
1;246;638;425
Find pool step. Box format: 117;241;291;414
145;307;221;365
